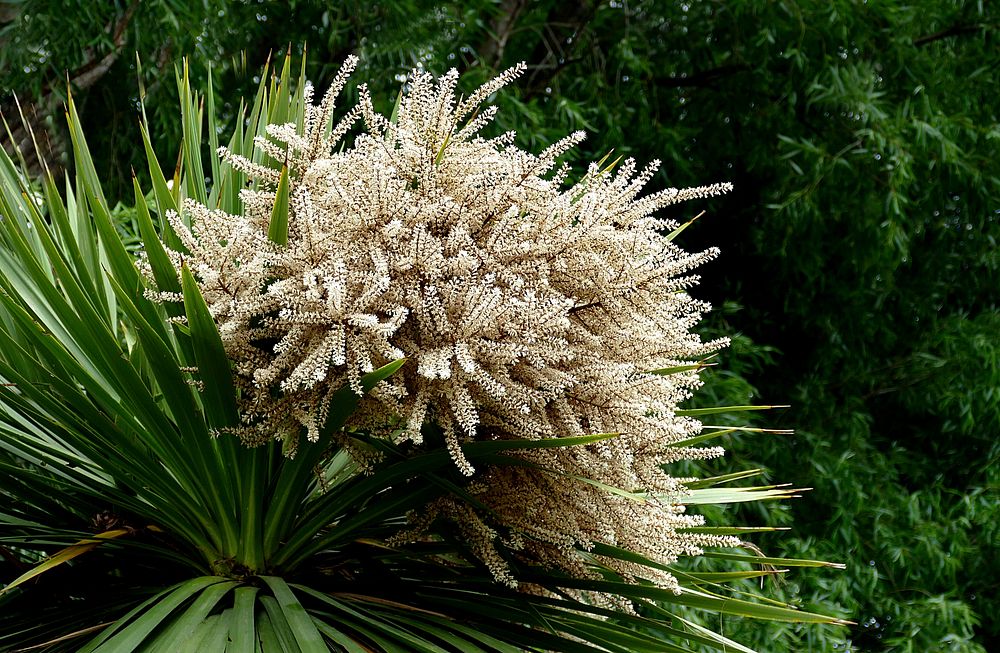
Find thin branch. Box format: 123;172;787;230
654;64;751;89
479;0;529;68
68;0;140;91
520;0;600;99
914;23;989;47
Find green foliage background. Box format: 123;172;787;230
2;1;996;651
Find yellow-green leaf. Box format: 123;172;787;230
268;165;290;246
0;529;129;596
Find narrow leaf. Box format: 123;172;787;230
702;551;846;569
88;578;227;653
676;405;788;417
0;529;129;596
181;263;239;427
138;122;182;251
226;587;259;653
268;165;290;246
132;176;182;295
680;487;803;505
666;210;704;242
260;577;328;653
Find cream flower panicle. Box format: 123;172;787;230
147;59;739;593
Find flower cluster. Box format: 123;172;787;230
152;58;739;592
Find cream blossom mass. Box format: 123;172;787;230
150;56;740;593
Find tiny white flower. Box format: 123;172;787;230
157;59;735;597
